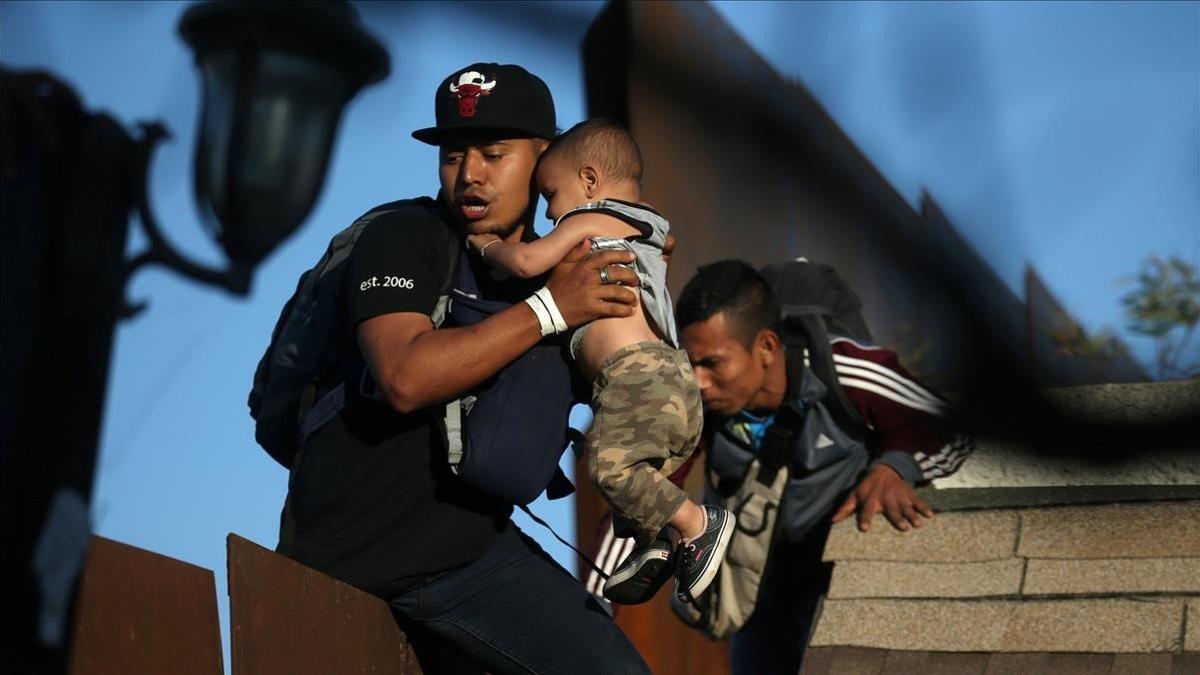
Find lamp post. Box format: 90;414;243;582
2;2;388;672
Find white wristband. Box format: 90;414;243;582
525;293;558;336
534;287;569;334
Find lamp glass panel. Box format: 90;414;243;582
196;49;237;236
197;48;351;263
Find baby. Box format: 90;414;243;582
467;119;734;605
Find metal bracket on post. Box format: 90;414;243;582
120;122;252;319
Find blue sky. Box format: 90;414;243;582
3;0;1196;669
709;1;1199;365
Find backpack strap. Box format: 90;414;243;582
431;229;464;327
780;310;870;445
755;396;802;488
518;504;610;581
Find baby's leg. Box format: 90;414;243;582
656;348;708;540
586;343;694;543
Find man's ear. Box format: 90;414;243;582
580;165;599;198
756;328;782;366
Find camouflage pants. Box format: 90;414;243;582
587;341;704;544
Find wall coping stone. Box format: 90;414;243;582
919;485;1200;512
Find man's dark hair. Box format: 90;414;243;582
676;260;781;346
542;118;643;184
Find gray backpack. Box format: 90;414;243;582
248;198;458;469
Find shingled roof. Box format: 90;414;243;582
803;381;1200;675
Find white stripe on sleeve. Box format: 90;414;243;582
833;354;947;408
837;377;946;416
834;363;949;415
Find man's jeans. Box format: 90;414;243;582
387;524;650;675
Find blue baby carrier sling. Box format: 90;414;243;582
444;249;578;505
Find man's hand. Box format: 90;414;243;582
546;249;640;328
832;464;934;532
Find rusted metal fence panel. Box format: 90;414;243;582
227;533;422;675
68;536;223;675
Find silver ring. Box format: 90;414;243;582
599;265;611;284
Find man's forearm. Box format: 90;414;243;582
372;302;542;413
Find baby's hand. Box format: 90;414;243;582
561;238;593;263
467;233;500;253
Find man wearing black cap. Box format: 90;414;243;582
277;63;650;673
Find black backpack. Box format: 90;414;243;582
247;198;457;469
759;257;874;446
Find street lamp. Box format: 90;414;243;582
7;2;389;672
124;0;388;306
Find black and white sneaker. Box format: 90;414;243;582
675;506;735;603
603;534;677;605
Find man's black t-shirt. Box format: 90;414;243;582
281;199;519;598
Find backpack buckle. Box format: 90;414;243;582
757;426;791;486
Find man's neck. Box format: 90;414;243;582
747;354;789;415
503;222;531;243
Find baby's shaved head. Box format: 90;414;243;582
542;118;643;185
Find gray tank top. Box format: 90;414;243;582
556;199;678;359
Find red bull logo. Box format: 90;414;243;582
449;71;497;118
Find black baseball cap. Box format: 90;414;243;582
412;63;557;145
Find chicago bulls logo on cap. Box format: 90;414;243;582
412;63;554;144
448;70;497;118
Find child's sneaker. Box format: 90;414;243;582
603;534;676;605
674;506;735;603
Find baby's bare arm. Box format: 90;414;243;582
470;212;637;278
